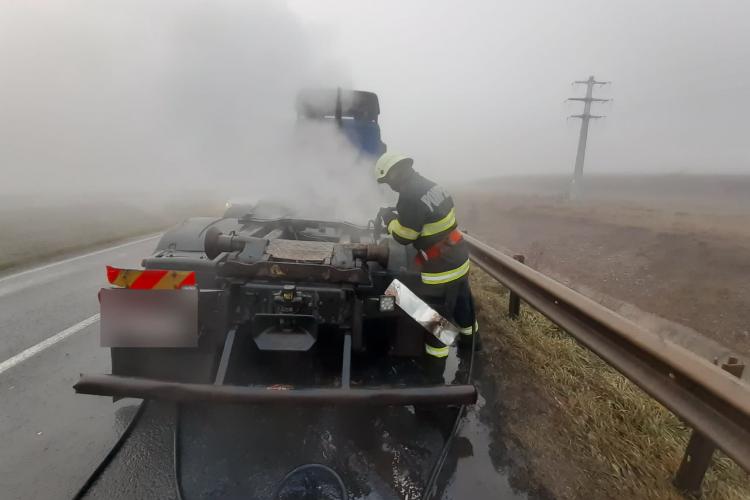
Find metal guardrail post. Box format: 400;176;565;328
674;358;745;495
508;254;525;317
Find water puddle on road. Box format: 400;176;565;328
435;352;527;500
437;392;525;499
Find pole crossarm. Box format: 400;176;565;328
569;113;606;119
567;97;610;103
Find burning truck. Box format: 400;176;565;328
73;90;476;500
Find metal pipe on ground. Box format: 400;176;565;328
74;374;478;407
464;233;750;474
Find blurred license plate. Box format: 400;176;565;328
100;288;198;347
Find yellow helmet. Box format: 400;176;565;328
374;152;413;183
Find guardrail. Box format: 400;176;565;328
464;233;750;495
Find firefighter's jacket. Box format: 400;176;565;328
387;173;470;285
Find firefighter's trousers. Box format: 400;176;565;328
423;276;478;360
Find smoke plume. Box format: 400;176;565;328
0;0;386;223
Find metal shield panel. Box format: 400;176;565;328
384;279;459;346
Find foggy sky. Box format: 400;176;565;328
1;0;749;199
289;0;750;181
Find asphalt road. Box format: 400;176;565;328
0;235;160;500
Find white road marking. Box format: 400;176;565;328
0;234;161;285
0;314;100;375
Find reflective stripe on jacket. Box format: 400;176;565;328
386;172;470;285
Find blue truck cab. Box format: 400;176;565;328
295;88;387;159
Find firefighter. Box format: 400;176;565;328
374;151;480;364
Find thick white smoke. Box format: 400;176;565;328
0;0;387;223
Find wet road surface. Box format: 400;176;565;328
0;234;527;500
0;236;159;500
80;353;526;500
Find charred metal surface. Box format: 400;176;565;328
219;260;371;284
266;239;336;263
385;279;459;346
350;242;390;266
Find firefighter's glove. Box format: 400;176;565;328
378;207;398;227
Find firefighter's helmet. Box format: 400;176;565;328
374;152;413;183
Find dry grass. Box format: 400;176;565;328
470;268;750;499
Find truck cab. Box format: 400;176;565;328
296;88;386;158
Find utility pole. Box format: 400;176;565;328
568;76;610;199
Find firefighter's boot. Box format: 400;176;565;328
423;344;448;385
458;321;482;352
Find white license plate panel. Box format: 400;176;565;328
100;288;199;347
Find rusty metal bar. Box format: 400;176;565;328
341;334;352;389
464;233;750;472
74;374;478;407
674;431;717;495
508;254;525;318
674;359;746;495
